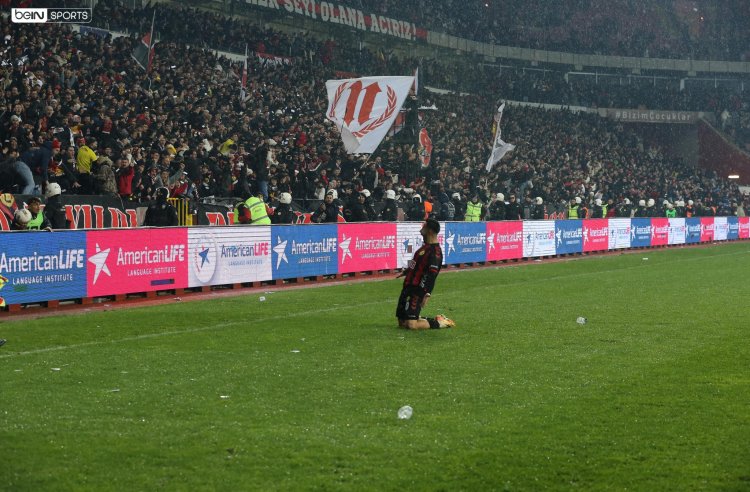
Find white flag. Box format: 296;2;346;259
485;103;516;172
326;76;414;154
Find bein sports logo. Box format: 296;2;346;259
12;8;91;23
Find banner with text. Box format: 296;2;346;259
338;222;398;273
668;218;686;245
187;227;271;287
244;0;427;41
0;231;87;305
608;218;632;250
523;221;556;258
87;228;188;297
713;217;728;241
583;219;609;252
630;218;652;248
486;221;524;261
700;217;715;242
739;217;750;239
650;218;670;247
444;222;486;265
554;219;583;255
685;218;701;244
271;224;338;279
727;217;739;240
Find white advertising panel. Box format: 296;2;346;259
522;220;556;258
668;218;686;245
188;227;272;287
713;216;728;241
607;218;631;250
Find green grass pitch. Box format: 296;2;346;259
1;243;749;491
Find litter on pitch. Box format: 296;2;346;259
398;405;413;420
576;317;587;325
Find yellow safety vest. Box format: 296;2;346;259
568;205;579;219
244;196;271;225
465;201;482;221
27;212;44;230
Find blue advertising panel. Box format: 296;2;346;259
630;218;652;248
685;218;701;244
0;231;87;305
554;220;583;255
271;224;339;279
444;222;486;265
727;216;739;240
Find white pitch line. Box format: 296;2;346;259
0;300;391;359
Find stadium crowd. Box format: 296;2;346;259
340;0;750;62
0;1;746;228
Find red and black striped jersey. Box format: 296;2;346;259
403;242;442;294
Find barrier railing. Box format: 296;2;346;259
0;217;747;312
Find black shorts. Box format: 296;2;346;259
396;287;425;320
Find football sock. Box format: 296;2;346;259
427;318;440;329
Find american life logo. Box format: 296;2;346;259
554;220;583;255
739;217;750;239
12;8;91;23
486;221;523;261
583;219;609;252
338;223;397;273
726;217;739;240
444;222;486;264
685;218;702;244
650;218;669;246
667;218;686;245
0;231;87;304
713;217;728;241
272;224;338;279
608;218;631;250
87;229;188;296
630;218;652;248
187;227;271;287
700;217;714;242
523;220;555;258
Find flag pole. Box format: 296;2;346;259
147;9;155;73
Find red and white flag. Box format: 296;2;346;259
326;76;414;154
485;103;516;172
131;11;156;72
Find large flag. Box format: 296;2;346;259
326;76;414;154
485;103;516;172
240;44;248;100
131;11;156;72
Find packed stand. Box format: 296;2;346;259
341;0;750;62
